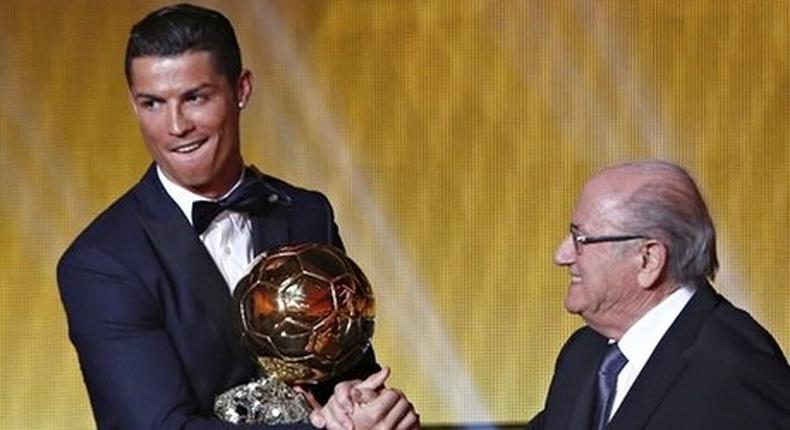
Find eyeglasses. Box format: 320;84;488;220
569;226;647;254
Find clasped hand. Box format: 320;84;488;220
304;367;420;430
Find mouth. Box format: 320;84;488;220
171;138;208;154
569;273;582;283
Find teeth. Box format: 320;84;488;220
173;140;203;153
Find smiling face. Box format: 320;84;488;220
128;51;252;198
553;170;647;336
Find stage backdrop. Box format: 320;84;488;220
1;1;788;427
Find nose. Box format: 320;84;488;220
554;234;576;266
167;104;194;137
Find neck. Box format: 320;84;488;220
586;283;677;340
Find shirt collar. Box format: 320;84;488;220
156;166;245;226
616;283;697;366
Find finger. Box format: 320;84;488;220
334;380;362;412
357;367;390;391
359;388;401;426
381;394;412;429
309;409;326;428
366;389;418;430
326;383;358;429
395;410;420;430
322;403;352;430
294;386;321;410
351;387;379;404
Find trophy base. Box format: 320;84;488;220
214;375;312;424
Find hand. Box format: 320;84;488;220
310;367;390;430
310;367;420;430
345;387;420;430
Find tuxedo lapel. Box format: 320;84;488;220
251;212;289;256
608;280;720;430
607;340;688;430
246;166;293;256
133;166;243;354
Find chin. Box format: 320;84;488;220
564;294;585;315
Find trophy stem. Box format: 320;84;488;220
214;375;312;424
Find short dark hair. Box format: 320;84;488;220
124;3;242;85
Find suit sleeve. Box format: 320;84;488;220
58;245;313;430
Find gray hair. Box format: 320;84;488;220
616;161;719;282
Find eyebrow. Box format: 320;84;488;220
133;92;163;102
182;84;215;98
133;83;216;100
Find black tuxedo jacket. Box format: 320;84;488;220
58;165;378;429
527;279;790;430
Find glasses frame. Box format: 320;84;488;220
570;226;647;254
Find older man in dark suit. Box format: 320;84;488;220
527;161;790;430
57;4;418;429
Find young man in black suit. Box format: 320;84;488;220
58;4;418;429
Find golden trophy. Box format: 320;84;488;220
214;243;375;424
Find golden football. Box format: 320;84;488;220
234;243;375;385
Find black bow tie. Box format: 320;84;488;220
192;175;275;235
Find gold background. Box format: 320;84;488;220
1;0;788;427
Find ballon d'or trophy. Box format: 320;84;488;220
214;243;375;425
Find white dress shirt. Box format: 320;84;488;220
608;284;697;420
157;167;255;293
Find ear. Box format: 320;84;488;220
235;69;253;110
636;240;666;289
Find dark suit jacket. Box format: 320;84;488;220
526;279;790;430
58;165;379;430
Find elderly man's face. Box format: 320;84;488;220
554;174;644;327
128;51;251;198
